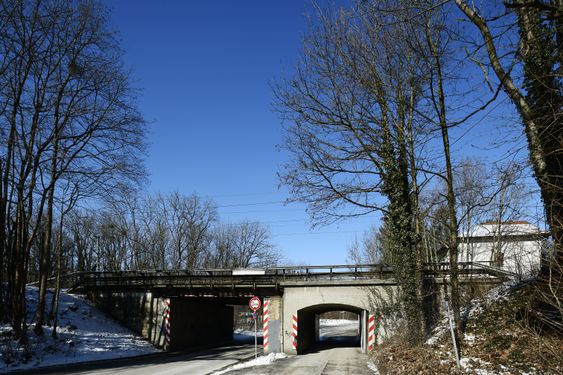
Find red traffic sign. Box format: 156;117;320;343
249;296;261;311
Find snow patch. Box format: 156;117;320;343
464;333;476;344
319;319;358;327
0;286;159;371
367;360;380;374
233;328;263;337
211;352;288;374
425;279;529;346
460;357;501;375
425;316;448;345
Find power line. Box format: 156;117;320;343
272;230;362;237
203;192;283;199
216;200;286;208
220;208;305;215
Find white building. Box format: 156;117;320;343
458;221;548;276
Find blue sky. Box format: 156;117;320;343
104;1;540;266
104;0;379;266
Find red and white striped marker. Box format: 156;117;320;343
291;314;298;350
164;299;171;349
263;300;270;351
368;314;376;351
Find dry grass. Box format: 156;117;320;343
373;280;563;375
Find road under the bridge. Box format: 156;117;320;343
167;297;366;355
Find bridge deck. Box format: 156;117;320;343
70;262;513;295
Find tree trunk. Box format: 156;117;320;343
454;0;563;273
427;17;462;356
51;213;65;338
34;145;58;336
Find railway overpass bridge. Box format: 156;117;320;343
71;262;511;355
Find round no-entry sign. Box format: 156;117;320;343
249;296;261;311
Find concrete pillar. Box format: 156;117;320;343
360;310;367;353
263;296;282;353
315;314;320;342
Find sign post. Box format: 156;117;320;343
249;296;261;359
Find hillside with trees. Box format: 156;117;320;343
0;0;279;349
275;0;561;372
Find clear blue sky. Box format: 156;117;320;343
104;1;540;266
104;0;378;266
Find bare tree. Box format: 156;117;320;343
207;221;278;268
274;1;429;343
0;0;147;340
167;192;217;269
231;221;278;268
453;0;562;268
347;224;394;265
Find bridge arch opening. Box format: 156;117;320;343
296;303;367;354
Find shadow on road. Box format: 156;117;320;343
303;335;361;354
10;336;259;375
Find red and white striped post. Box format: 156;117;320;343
263;300;270;351
368;314;376;351
164;299;171;350
291;314;298;351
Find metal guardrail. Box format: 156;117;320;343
27;272;87;289
70;264;394;292
423;261;518;278
67;262;511;293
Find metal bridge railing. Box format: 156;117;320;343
64;261;512;293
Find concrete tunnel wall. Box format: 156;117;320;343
89;291;168;348
280;284;397;354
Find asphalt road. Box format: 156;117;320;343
319;321;360;343
12;344;257;375
224;347;373;375
12;323;370;375
221;321;372;374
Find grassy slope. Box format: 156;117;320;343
374;280;562;375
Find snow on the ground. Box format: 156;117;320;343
233;328;263;340
211;352;288;374
423;279;543;374
0;286;159;372
425;316;448;345
459;357;517;375
425;279;528;346
464;277;537;321
367;360;380;374
319;319;358;327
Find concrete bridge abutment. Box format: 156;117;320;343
89;291;169;348
276;282;398;355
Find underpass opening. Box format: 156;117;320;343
233;303;264;345
169;296;263;351
296;303;367;354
